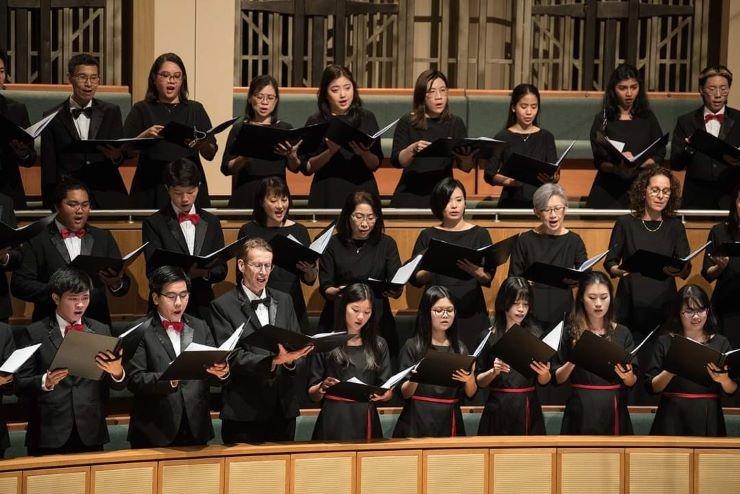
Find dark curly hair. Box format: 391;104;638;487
628;166;681;218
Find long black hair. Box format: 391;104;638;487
410;69;451;130
602;63;650;122
491;276;535;333
568;271;617;343
329;283;384;370
409;285;462;358
505;83;541;128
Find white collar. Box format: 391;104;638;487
56;312;81;331
69;96;93;110
241;283;266;302
703;106;726;116
55;219;84;235
171;203;196;216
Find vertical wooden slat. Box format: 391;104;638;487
39;0;51;82
14;7;27;82
456;0;469;88
439;0;449;75
582;0;597;89
291;0;305;85
626;0;639;66
0;0;7;57
476;0;487;88
311;16;324;85
602;18;617;85
334;0;347;67
405;0;415;85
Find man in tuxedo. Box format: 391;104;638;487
210;237;313;443
11;180;130;324
142;158;226;319
0;48;36;209
15;266;126;456
126;266;229;448
671;65;740;209
0;192;22;322
40;53;129;209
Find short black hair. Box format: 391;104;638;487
49;266;93;296
67;53;99;75
430;177;466;220
146;52;189;103
53;180;90;208
252;176;291;226
163;158;201;188
148;265;191;295
0;48;9;74
246;74;280;121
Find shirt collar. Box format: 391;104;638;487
69;96;93;110
55;219;84;235
703;106;726;116
171;203;196;216
55;312;81;331
241;283;265;301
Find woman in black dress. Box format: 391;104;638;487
477;277;550;435
308;283;393;440
124;53;217;209
484;84;559;209
554;271;636;435
390;69;477;208
319;191;401;352
412;178;494;351
302;65;382;208
586;63;666;209
221;75;301;208
237;177;316;332
393;286;477;438
702;183;740;349
646;285;737;436
509;183;587;332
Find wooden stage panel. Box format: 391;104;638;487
225;455;289;494
0;473;20;494
23;466;89;494
291;452;355;494
695;449;740;494
626;449;692;494
158;459;222;494
91;462;157;494
422;449;488;494
490;448;555;494
357;450;421;494
559;448;623;494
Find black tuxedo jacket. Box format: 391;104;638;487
0;194;22;321
0;94;36;209
14;316;127;450
142;205;226;316
0;323;15;450
10;222;131;324
40;98;129;209
125;314;218;447
209;286;302;422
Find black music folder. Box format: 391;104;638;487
0;109;59;143
570;328;656;382
233;122;328;160
619;241;711;280
64;137;161;153
522;250;609;289
160;117;239;148
0;213;56;250
489;321;563;378
325;365;416;402
70;243;148;281
498;141;576;186
0;343;42;375
324;117;398;152
415;136;508;161
712;241;740;257
419;234;517;280
596;131;669;166
158;324;244;381
662;333;740;386
268;223;335;270
243;324;350;354
689;129;740;167
411;351;476;388
366;253;424;292
148;236;249;272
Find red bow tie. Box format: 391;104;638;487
162;320;184;333
705;113;724;124
64;323;85;335
177;213;200;225
60;228;86;239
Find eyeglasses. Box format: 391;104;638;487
351;213;377;223
647;187;672;197
431;307;455;317
160;291;190;301
538;205;566;214
426;88;448;97
246;262;274;272
702;86;730;96
681;308;708;318
72;74;100;84
157;71;182;81
254;94;277;103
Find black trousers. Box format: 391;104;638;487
130;411;206;448
221;416;296;444
29;422;104;456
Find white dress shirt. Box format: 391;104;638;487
69;96;93;140
158;313;182;356
173;204;196;255
703;106;725;137
242;284;269;327
55;220;82;261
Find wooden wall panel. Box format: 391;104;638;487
695;449;740;494
0;472;20;494
291;453;355;494
490;448;555;494
559;449;623;494
423;449;488;494
626;449;692;494
91;462;157;494
158;459;222;494
358;451;421;494
24;467;89;494
225;456;289;494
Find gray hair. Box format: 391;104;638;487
532;183;568;211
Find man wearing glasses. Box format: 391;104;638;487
210;237;312;444
671;65;740;209
40;53;129;208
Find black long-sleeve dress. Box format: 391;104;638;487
476;326;546;435
555;324;635;435
586;111;666;209
389;113;468;208
412;226;494;352
645;333;734;436
303;108;382;208
124;100;215;209
309;339;392;440
238;221;313;332
221;118;294;208
319;234;401;351
392;337;469;437
509;230;587;332
484;129;557;209
702;223;740;349
0;94;35;209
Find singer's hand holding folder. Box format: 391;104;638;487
662;333;740;387
324;118;398;153
419;234;517;280
596;131;669;167
243;324;350;354
570;328;656;382
70;243;148;281
619;241;711;280
325;365;417;402
233;122;328;160
148;236;249;272
411;331;491;388
498;141;576;186
269;223;335;270
522;250;609;289
366;253;423;293
160;117;238;148
0;213;56;250
688;129;740;167
488;321;563;378
159;324;244;381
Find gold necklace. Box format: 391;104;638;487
642;219;663;232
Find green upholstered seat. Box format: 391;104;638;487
1;90;132;123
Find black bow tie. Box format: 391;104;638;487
250;297;271;309
71;107;93;119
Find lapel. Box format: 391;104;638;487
48;223;72;264
267;288;278;326
236;286;261;331
180;318;195;352
58;99;81;140
152;317;177;361
720;108;735;140
88;99;104;139
692;107;705;132
164;207;190;254
47;318;63;351
81;227;94;256
193;208;208;255
0;94;7;115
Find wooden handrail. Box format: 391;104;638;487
3;83;130;93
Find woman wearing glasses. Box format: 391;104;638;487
124;53;218;209
318;191;402;353
221;75;301;208
645;284;737;436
